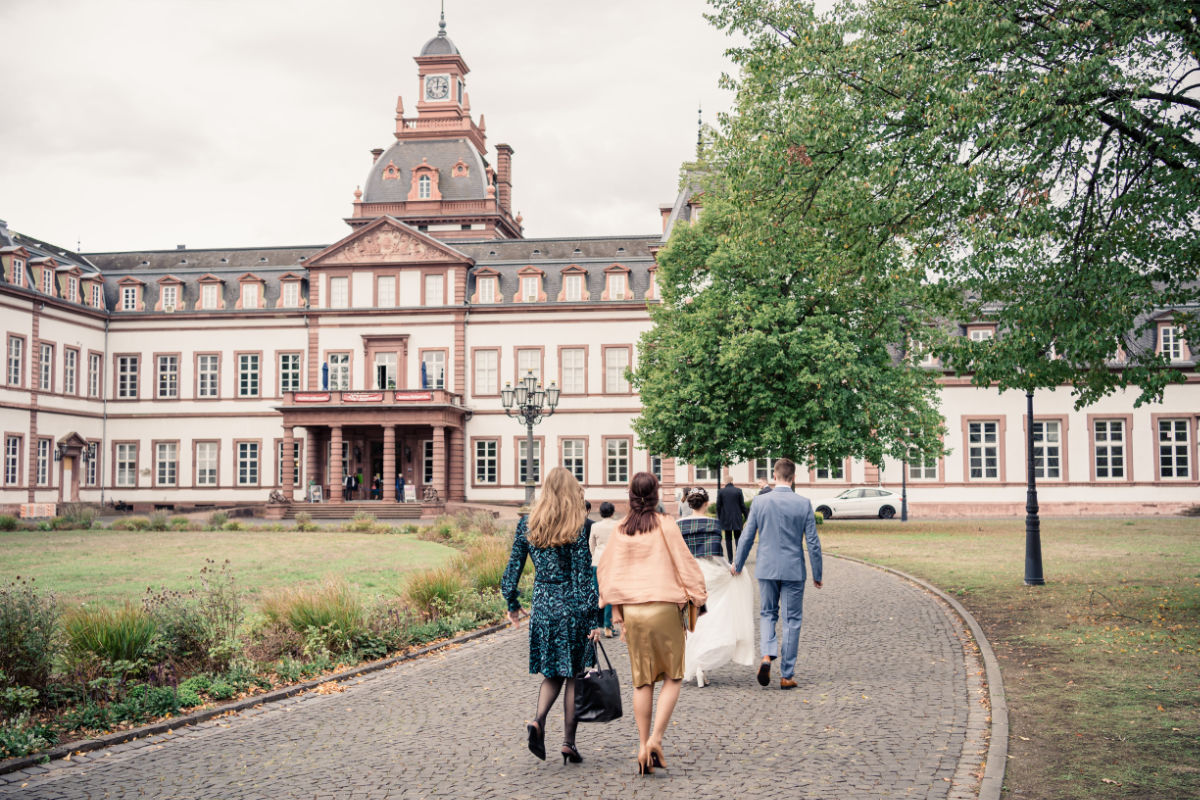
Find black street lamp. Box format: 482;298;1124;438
900;457;908;522
501;370;560;505
1024;389;1045;585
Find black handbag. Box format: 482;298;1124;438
575;639;623;723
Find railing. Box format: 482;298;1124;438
283;389;464;406
352;199;497;217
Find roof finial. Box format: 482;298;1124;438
438;0;446;36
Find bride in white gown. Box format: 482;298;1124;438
675;488;757;686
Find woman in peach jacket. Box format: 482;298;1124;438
596;471;707;775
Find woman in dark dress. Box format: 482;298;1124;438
501;466;604;765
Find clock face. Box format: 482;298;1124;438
425;75;450;101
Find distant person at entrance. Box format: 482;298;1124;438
732;457;823;690
343;472;355;501
396;473;406;502
371;474;382;500
501;467;603;765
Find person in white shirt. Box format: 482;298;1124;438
588;502;619;636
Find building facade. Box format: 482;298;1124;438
1;20;1196;516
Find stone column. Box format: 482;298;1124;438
305;426;320;501
448;426;465;502
330;424;343;503
282;426;295;501
383;425;397;502
432;425;446;502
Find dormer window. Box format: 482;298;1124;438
238;274;266;310
198;275;225;310
646;266;659;301
452;159;469;178
11;259;24;287
67;276;79;302
241;283;260;309
602;265;632;301
408;161;441;201
418;174;432;199
382;160;401;181
513;267;546;303
90;283;104;309
41;268;54;295
522;276;538;301
471;269;500;305
161;285;178;311
558;266;588;302
968;326;995;342
282;281;300;308
121;286;138;310
1159;324;1188;362
479;276;496;303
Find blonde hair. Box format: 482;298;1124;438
527;466;587;548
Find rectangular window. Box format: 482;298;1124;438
423;440;434;484
377;276;396;307
11;262;24;287
517;348;541;383
969;328;995;342
474;350;498;395
91;283;103;309
6;336;21;386
67;277;78;302
196;441;218;486
422;351;446;389
116;355;139;399
560;348;585;394
521;275;539;302
518;439;542;484
238;353;260;397
564;274;584;302
1160;326;1184;361
650;455;662;480
328;353;350;391
604;347;630;393
907;448;938;480
329;277;349;309
156;442;177;486
116;442;137;487
478;277;495;303
607;273;627;300
279;353;302;393
121;286;138;310
694;465;716;482
236;441;259;486
197;354;220;398
39;343;52;391
754;458;778;482
815;460;844;480
64;349;77;395
605;439;629;484
156;355;178;399
41;269;54;294
88;352;101;397
475;440;498;485
36;438;50;485
1031;420;1061;479
374;352;398;390
282;282;300;308
161;284;178;311
424;274;444;306
968;421;1000;479
85;442;97;486
1094;419;1126;479
562;439;586;483
3;436;20;485
241;283;259;309
277;441;302;487
201;283;219;310
1158;419;1191;478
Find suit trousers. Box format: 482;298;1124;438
723;529;741;562
758;579;806;679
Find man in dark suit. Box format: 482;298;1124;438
716;472;749;562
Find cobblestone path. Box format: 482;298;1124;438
0;557;987;799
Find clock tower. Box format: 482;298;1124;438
401;10;485;154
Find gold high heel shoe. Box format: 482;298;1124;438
636;745;655;776
647;741;668;769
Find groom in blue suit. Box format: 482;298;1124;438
731;457;823;689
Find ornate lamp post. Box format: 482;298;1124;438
502;371;560;505
1024;389;1045;585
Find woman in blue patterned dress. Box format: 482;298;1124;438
501;466;604;765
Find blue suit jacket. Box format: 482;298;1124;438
733;486;823;583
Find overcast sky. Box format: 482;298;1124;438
0;0;763;252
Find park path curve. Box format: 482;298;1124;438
0;557;988;799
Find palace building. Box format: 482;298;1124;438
1;18;1196;517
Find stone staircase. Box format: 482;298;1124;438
283;502;425;520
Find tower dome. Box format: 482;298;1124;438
420;11;459;56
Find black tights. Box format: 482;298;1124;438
534;676;578;748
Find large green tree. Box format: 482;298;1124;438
704;0;1200;406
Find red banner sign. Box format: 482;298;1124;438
295;393;331;403
344;392;384;403
394;391;434;402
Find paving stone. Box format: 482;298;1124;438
0;557;988;799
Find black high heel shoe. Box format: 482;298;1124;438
561;743;582;764
526;722;545;761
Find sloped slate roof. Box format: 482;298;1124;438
362;139;488;203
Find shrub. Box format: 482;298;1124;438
170;516;190;531
59;503;99;530
293;511;318;532
454;538;510;592
208;511;229;529
147;512;171;532
815;511;824;525
272;657;305;683
143;560;243;672
0;578;59;692
124;684;182;718
0;515;19;532
207;679;236;700
344;511;377;533
260;580;366;649
403;567;465;618
222;520;244;532
178;675;211;695
111;516;151;531
63;603;158;666
0;683;39;715
0;713;52;759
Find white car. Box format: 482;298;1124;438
814;488;902;520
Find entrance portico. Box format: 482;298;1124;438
277;389;468;505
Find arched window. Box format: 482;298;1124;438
418;174;432;199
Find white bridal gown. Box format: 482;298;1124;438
684;553;757;685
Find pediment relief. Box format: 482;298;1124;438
308;220;468;267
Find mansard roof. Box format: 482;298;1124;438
362;138;489;204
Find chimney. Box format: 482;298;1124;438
370;148;384;164
176;244;186;250
495;143;514;213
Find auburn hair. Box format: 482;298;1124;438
620;471;661;536
527;466;588;548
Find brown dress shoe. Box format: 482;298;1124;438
780;677;798;690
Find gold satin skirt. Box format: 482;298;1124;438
622;602;686;688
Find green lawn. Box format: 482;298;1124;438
823;517;1200;800
0;529;458;606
